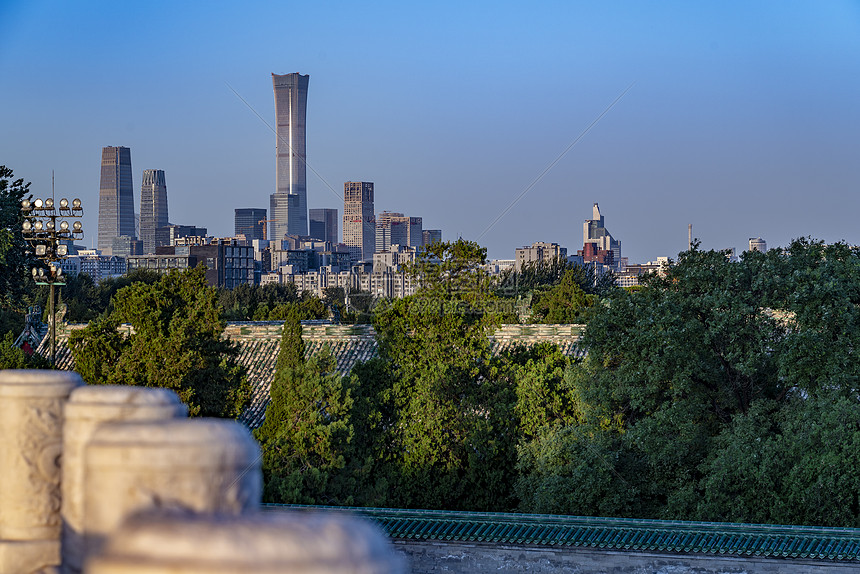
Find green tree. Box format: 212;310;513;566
530;268;598;324
697;393;860;527
497;257;616;299
372;239;518;510
0;331;51;370
254;307;355;504
0;166;35;321
574;246;786;516
69;266;249;417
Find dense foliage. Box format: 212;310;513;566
255;307;355;504
258;238;860;527
69;266;249;417
517;239;860;526
0;166;34;315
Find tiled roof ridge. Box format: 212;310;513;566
262;504;860;561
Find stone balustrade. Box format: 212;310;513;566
0;370;403;574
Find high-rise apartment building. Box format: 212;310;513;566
235;208;267;242
343;182;375;262
139;169;169;254
97;146;135;254
309;208;338;245
270;73;309;241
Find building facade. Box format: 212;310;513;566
749;237;767;253
309;208;338;245
59;250;127;282
166;225;208;246
423;229;442;246
235;208;267;242
139;169;170;254
582;203;621;266
343;182;375;262
127;239;254;289
97;146;135;254
111;235;142;258
515;242;568;271
270;73;309;241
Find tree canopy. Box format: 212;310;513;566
0;166;34;316
253;237;860;527
69;266;249;417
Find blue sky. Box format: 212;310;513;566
2;1;859;262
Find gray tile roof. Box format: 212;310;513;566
38;321;584;428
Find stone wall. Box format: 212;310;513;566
395;539;860;574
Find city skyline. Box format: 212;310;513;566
2;2;859;262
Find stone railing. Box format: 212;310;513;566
0;370;404;574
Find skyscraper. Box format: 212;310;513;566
583;203;621;261
97;146;135;254
235;208;267;241
139;169;169;254
343;182;375;262
270;72;309;241
309;208;338;245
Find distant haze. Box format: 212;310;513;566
2;1;858;262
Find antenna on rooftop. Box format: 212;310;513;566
688;224;692;251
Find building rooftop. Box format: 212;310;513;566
38;322;585;429
264;504;860;561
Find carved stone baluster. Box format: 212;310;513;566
85;510;405;574
0;369;82;574
61;386;187;574
81;419;261;565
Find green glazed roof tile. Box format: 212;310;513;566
260;504;860;562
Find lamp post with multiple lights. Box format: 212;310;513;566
21;197;83;363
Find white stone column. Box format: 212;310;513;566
85;510;405;574
81;419;261;564
0;369;83;574
61;386;187;574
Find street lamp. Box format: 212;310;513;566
21;196;84;363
